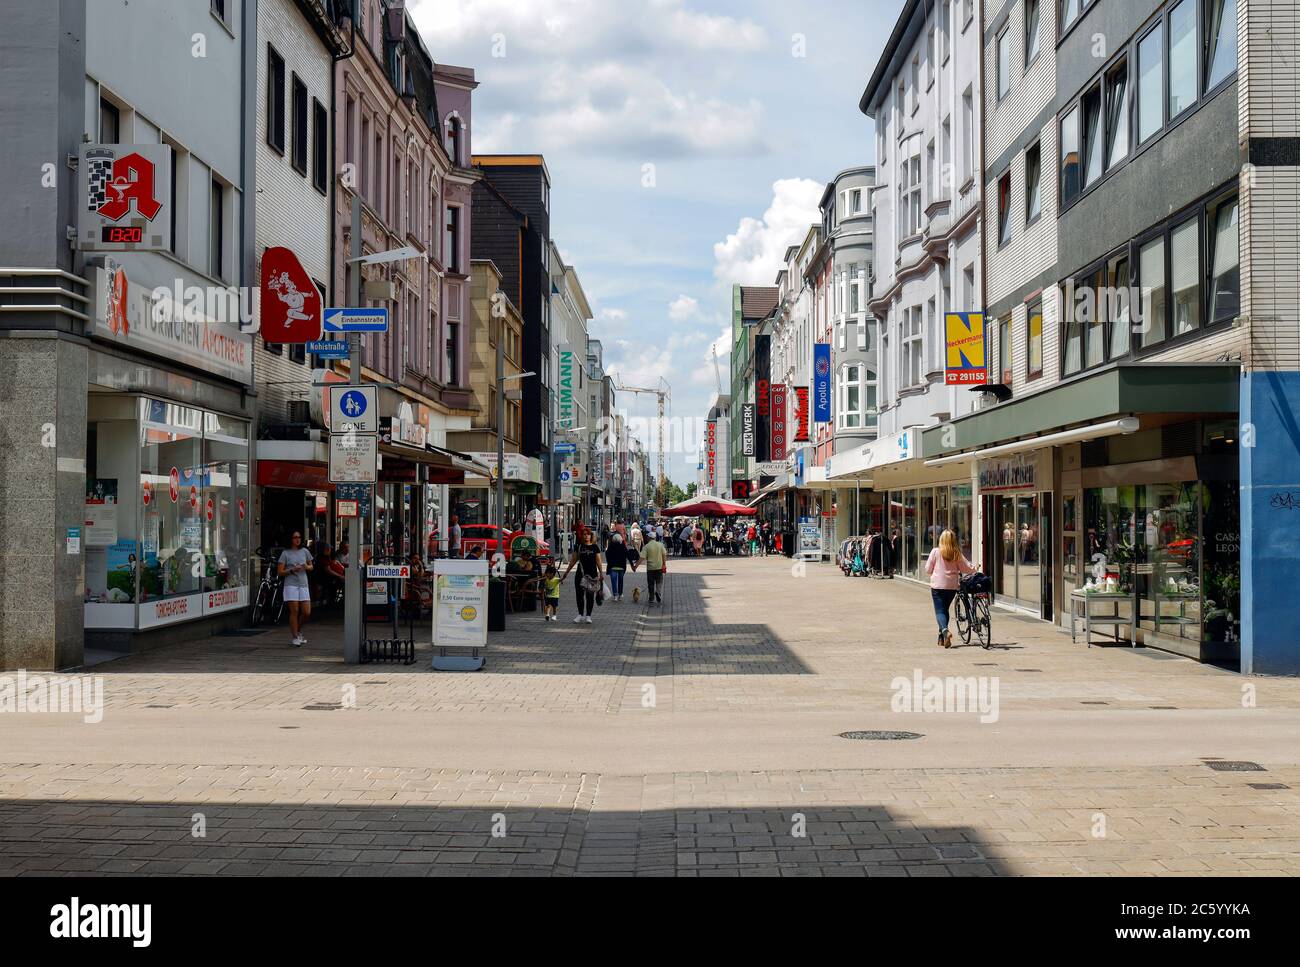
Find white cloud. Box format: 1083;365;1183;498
712;177;823;285
598;307;628;322
668;295;700;322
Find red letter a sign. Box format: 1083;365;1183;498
260;247;322;342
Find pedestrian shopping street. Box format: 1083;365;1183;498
4;556;1299;877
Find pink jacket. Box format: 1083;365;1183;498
925;547;977;590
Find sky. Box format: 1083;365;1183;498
410;0;897;485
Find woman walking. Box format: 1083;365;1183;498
277;531;313;646
605;532;630;601
925;529;978;648
561;527;604;623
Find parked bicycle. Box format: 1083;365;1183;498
250;548;286;627
955;572;993;648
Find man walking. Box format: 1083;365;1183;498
638;528;668;604
448;514;462;559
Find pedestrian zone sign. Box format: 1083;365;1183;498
330;385;377;433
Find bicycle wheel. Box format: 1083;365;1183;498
272;586;285;625
975;595;992;649
955;594;973;645
251;584;268;626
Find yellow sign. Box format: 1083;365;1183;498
459;605;478;622
945;312;988;385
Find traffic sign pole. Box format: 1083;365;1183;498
343;193;363;664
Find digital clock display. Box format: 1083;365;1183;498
101;226;144;243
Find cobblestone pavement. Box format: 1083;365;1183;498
3;557;1299;876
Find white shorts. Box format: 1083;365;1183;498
283;585;311;602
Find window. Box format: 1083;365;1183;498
1203;0;1237;92
1061;0;1081;31
926;26;936;86
446;116;461;165
1025;141;1042;223
997;170;1012;246
312;99;327;193
840;365;864;428
902;307;924;388
942;0;952;61
291;75;308;173
1169;0;1197;120
1138;235;1168;347
850;188;863;214
910;155;922;232
444;205;461;272
1081;83;1103;187
360;116;370;198
1060;105;1080;205
1105;59;1129;169
998;315;1012;384
1025;0;1041;66
911;56;920;110
1207;193;1239;324
1136;27;1164;145
1026;298;1043;379
997;26;1012;101
1170;217;1200;336
446;321;460;384
99;99;120;143
1105;254;1131;359
266;46;285;154
209;177;225;281
210;0;229;25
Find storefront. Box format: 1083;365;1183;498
84;394;251;634
455;452;543;530
978;449;1054;619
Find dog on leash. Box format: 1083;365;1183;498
632;587;641;603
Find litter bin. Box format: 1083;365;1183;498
488;577;506;632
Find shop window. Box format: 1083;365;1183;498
1138;234;1168;347
1170;217;1201;336
1168;0;1197;120
1025;141;1042;224
139;402;205;605
202;412;250;597
1136;26;1164;144
1203;0;1237;92
1207;193;1239;324
1026;298;1043;380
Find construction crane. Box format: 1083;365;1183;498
613;377;671;506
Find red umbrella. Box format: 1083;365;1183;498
661;498;757;517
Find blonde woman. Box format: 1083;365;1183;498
925;530;977;648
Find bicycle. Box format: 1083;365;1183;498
251;553;285;627
954;573;993;648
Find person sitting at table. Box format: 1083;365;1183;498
507;550;535;575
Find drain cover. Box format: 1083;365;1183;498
1248;782;1289;790
1081;701;1109;705
302;703;341;711
838;730;923;741
1150;705;1178;710
1204;760;1266;772
146;704;174;709
1014;668;1043;673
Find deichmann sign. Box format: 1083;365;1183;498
945;312;988;385
92;265;253;384
557;349;576;429
740;403;756;456
813;343;832;423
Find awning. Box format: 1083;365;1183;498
826;428;918;481
921;362;1240;460
256;459;333;491
924;417;1139;467
429;443;494;478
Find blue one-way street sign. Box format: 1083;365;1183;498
323;307;389;333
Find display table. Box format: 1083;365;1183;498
1070;589;1136;647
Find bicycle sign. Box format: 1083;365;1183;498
328;432;377;483
329;384;377;433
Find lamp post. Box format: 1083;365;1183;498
549;419;587;557
491;294;535;559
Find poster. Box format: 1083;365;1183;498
84;500;119;547
944;312;988;385
432;559;489;648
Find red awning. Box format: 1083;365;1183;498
661;498;757;517
256;461;334;491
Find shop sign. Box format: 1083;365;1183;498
367;564;411;579
706;421;717;490
977;452;1040;493
741;403;756;456
168;467;180;503
813;343;832;423
557;349;576;429
793;386;810;443
944;312;988;386
78;143;171;252
770;384;788;461
139;593;203;629
92;265;253;385
797;521;823;556
256;461;333;491
65;527;81;555
755;461;786;476
260;247;322;343
206;586;248;616
382;416;427;449
466;452;538;483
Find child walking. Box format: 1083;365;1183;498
543;564;562;621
